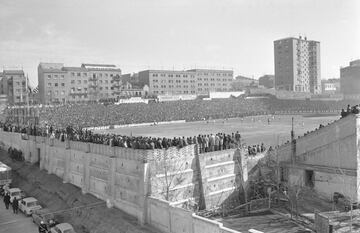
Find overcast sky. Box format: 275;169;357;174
0;0;359;87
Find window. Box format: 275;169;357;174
84;88;87;92
55;91;58;95
77;80;81;84
71;80;75;84
105;80;108;84
48;83;52;87
55;83;58;87
71;72;75;76
61;91;65;95
84;80;87;84
83;73;87;76
54;75;58;78
77;73;81;77
47;75;51;79
105;87;108;90
60;75;64;79
47;91;51;95
61;83;65;87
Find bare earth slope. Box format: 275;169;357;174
0;150;157;233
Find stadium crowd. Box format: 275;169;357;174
5;96;359;129
1;122;256;154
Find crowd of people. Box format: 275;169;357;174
2;122;261;154
340;104;360;118
248;143;266;156
4;96;360;129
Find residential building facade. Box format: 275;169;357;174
137;69;233;96
274;36;321;94
1;70;29;105
38;63;125;104
340;59;360;99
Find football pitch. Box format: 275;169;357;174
95;114;340;147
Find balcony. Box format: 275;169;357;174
89;77;98;82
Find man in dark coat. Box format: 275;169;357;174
12;197;19;214
4;193;10;209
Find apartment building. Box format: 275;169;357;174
1;70;29;104
38;63;122;104
137;69;233;95
274;36;321;94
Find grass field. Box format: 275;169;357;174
95;114;340;147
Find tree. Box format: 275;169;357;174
149;150;189;202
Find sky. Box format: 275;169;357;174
0;0;359;87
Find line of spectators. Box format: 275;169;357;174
1;123;259;154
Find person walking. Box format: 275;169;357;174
12;197;19;214
4;193;10;209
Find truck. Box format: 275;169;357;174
0;161;11;196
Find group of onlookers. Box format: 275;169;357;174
340;104;360;118
3;193;19;214
1;122;266;155
247;143;266;156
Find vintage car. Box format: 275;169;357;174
32;208;58;227
50;223;76;233
6;188;25;203
18;197;42;216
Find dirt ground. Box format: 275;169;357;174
0;150;157;233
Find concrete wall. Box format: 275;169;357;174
149;147;245;209
0;131;245;230
277;114;360;201
147;197;241;233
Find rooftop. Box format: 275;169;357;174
274;37;320;43
3;70;24;75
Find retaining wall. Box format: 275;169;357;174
0;130;245;232
277;114;360;201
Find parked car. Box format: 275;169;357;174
6;188;25;203
19;197;42;216
32;209;58;227
50;223;76;233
